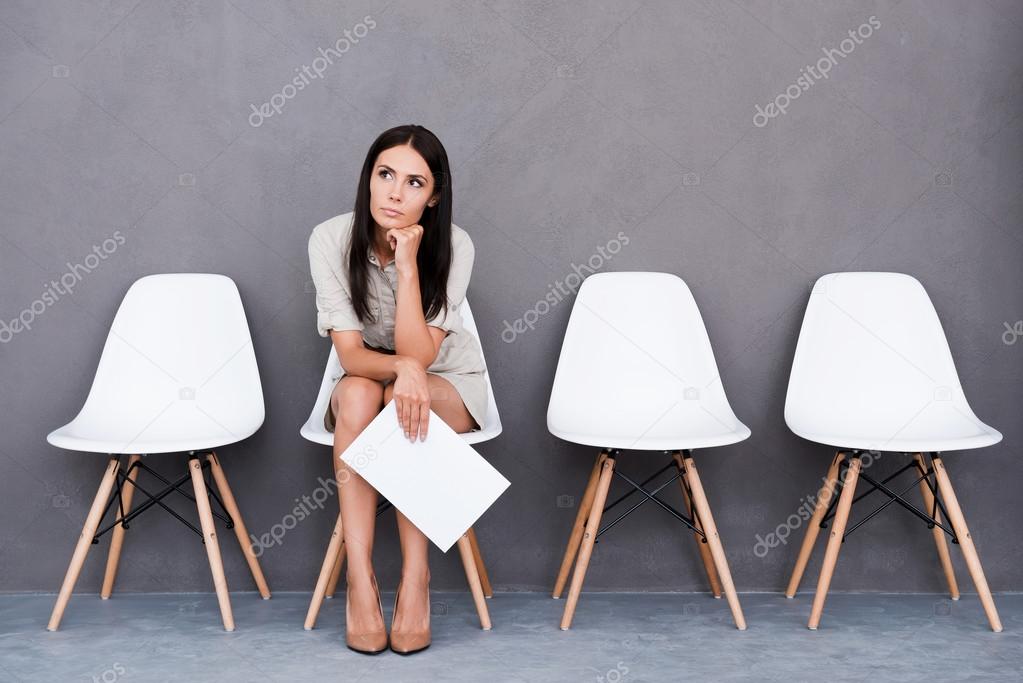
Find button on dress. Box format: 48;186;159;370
308;211;488;433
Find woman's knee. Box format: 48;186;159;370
333;376;384;430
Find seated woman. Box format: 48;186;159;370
307;124;487;655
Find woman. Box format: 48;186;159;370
307;125;488;655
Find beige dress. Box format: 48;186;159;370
308;211;488;432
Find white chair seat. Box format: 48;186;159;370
300;398;502;448
547;272;749;451
784;272;1001;453
787;418;1001;453
46;273;264;455
49;410;262;454
547;404;750;451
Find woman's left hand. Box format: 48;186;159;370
387;223;423;278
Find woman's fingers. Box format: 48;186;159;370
418;402;430;442
408;402;421;443
401;398;412;439
406;396;432;442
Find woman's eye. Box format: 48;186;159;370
378;170;422;188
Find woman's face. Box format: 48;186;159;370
369;144;439;231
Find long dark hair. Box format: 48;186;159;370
347;125;453;326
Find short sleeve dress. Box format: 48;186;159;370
308;211;488;433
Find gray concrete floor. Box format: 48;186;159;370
0;591;1019;682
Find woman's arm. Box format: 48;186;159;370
329;329;420;381
388;223;475;442
394;268;447;369
394;224;476;369
388;262;438;443
391;224;446;368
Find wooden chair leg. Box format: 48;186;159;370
48;457;120;631
101;454;141;599
189;457;234;632
206;452;270;599
682;453;746;630
553;449;608;599
808;455;861;630
560;456;615;630
457;532;492;630
305;512;345;630
931;454;1002;632
324;540;345;599
786;451;845;598
914;453;959;601
466;527;493;598
673;451;721;598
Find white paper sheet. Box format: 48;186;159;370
338;398;510;552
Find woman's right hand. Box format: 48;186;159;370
392;357;431;442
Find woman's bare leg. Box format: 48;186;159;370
331;376;386;634
384;374;477;631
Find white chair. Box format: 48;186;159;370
783;272;1002;631
46;273;270;632
548;271;749;630
301;297;502;631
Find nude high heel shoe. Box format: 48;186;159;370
345;575;388;655
389;579;431;655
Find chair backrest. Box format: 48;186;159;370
67;273;264;448
303;297;501;445
546;271;746;447
784;272;997;450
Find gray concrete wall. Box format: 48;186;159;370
1;1;1020;594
